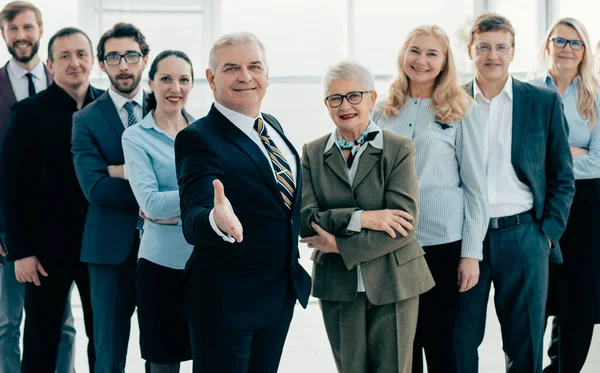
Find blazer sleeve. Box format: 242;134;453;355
175;127;223;246
71;112;138;208
0;105;41;260
299;143;360;238
337;141;420;270
122;133;180;220
541;93;575;246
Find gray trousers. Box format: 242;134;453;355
320;293;419;373
0;258;76;373
454;221;550;373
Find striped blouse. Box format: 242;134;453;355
371;98;489;260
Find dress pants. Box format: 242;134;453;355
20;259;94;373
190;291;295;373
412;240;461;373
320;292;419;373
543;317;595;373
455;221;549;373
88;235;141;373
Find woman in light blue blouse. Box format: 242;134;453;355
122;50;195;373
533;18;600;373
371;25;488;373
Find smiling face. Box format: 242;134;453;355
1;10;42;64
548;24;584;74
149;55;193;114
468;31;515;84
206;42;268;117
325;78;377;137
402;33;446;88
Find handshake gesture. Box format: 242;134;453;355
213;179;244;243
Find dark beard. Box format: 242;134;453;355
108;72;143;95
7;42;39;64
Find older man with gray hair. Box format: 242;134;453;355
174;31;311;373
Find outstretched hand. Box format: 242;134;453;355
213;179;243;243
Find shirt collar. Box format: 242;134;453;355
139;109;195;130
7;59;45;80
50;82;97;110
473;75;513;102
324;121;383;153
108;86;145;111
543;71;581;92
214;101;263;136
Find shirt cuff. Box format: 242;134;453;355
346;210;363;233
209;209;235;243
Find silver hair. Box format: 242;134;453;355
322;60;375;97
208;32;268;72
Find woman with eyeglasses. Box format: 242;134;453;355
121;50;195;373
300;60;434;373
531;18;600;373
371;25;488;373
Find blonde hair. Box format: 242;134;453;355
538;17;599;127
381;25;471;123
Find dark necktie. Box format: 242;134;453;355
123;101;144;230
25;73;35;97
338;131;379;168
254;118;296;210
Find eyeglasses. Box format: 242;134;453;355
325;91;371;108
550;37;585;51
475;44;511;55
103;52;143;66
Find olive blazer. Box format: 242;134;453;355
300;130;434;305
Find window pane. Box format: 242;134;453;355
220;0;346;76
101;0;201;8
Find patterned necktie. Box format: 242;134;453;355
123;100;144;230
25;73;36;97
254;118;295;210
123;101;138;127
337;129;379;168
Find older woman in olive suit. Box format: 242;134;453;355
300;60;434;373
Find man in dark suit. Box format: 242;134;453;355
175;32;311;373
71;23;149;373
0;3;79;373
454;13;575;373
0;27;101;373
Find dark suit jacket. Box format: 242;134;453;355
0;82;103;264
464;78;575;262
300;131;435;305
0;62;53;235
175;104;311;330
72;91;147;265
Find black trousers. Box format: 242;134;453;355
412;240;461;373
21;259;95;373
543;317;595;373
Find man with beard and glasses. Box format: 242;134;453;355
71;23;150;373
0;3;78;373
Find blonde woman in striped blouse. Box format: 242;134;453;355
371;25;488;373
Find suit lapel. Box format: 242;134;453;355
96;91;126;138
352;145;382;189
511;79;532;172
324;146;352;187
0;64;16;108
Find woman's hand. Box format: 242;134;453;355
300;223;339;253
570;146;588;158
360;209;414;238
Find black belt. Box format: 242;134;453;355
489;210;534;230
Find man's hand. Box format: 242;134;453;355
108;165;125;179
457;258;479;292
545;234;552;248
213;180;243;242
0;242;6;268
360;209;414;238
300;223;339;253
15;256;48;286
570;146;588;158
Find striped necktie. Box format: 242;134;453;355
123;101;138;127
254;118;295;210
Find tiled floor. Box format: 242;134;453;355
67;247;600;372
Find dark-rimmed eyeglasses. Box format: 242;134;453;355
475;44;511;55
550;37;585;51
103;52;143;66
325;91;371;108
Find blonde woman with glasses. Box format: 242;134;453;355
371;25;488;373
531;17;600;373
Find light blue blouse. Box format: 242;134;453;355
122;110;194;270
372;99;489;260
532;74;600;180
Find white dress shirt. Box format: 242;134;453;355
210;101;298;242
7;60;48;101
107;87;144;127
474;76;533;218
